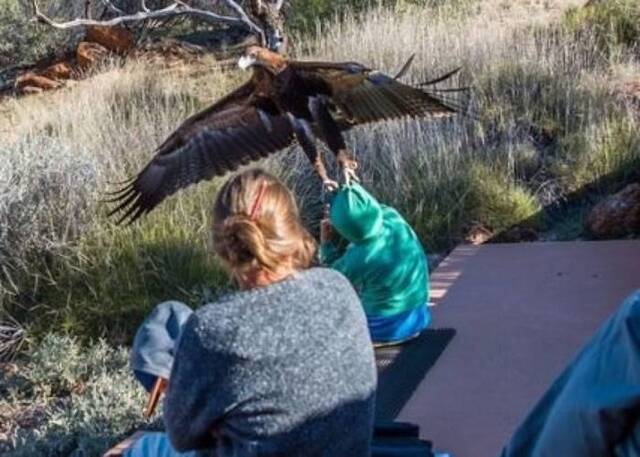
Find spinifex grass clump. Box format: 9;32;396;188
21;192;231;345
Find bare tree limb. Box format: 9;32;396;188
223;0;265;44
252;1;285;14
30;0;288;52
100;0;126;15
248;0;286;52
31;0;253;32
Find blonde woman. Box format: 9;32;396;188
127;169;376;457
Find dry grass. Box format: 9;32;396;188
0;0;639;346
0;59;240;343
0;1;639;456
292;0;638;229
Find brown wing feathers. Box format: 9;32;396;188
108;104;294;224
108;52;465;224
335;71;458;126
294;60;461;126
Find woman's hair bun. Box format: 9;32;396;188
214;214;271;270
212;169;317;277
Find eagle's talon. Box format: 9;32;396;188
342;166;360;186
323;179;339;193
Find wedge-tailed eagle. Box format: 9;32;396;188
109;46;463;223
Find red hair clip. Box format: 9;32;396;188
249;180;268;221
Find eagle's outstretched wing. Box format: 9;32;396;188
291;59;460;127
108;81;294;224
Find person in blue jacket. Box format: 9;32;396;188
501;290;640;457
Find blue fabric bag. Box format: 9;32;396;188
130;301;193;391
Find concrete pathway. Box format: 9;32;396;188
398;240;640;457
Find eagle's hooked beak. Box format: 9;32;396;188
238;55;256;70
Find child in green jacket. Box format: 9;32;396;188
320;183;430;345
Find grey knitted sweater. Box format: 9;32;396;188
163;267;377;457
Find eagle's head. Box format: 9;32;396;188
238;46;286;74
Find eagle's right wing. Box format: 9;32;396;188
108;81;295;224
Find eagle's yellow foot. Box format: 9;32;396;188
341;160;360;186
323;179;339;193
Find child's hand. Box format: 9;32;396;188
320;218;335;244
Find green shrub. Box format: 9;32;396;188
286;0;468;34
363;157;544;251
551;117;640;196
9;186;231;346
563;0;640;57
6;334;124;398
463;162;545;232
1;334;154;457
287;0;368;32
0;0;86;68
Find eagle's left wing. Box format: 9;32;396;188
291;59;459;127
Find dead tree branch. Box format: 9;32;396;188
100;0;126;15
223;0;265;44
31;0;262;40
249;0;286;52
31;0;287;52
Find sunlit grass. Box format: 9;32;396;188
0;1;639;456
0;0;639;347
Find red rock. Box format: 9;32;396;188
21;86;44;95
15;73;61;92
86;25;134;54
76;41;110;68
586;183;640;238
464;222;493;245
42;62;73;80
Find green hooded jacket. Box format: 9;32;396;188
320;183;429;318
